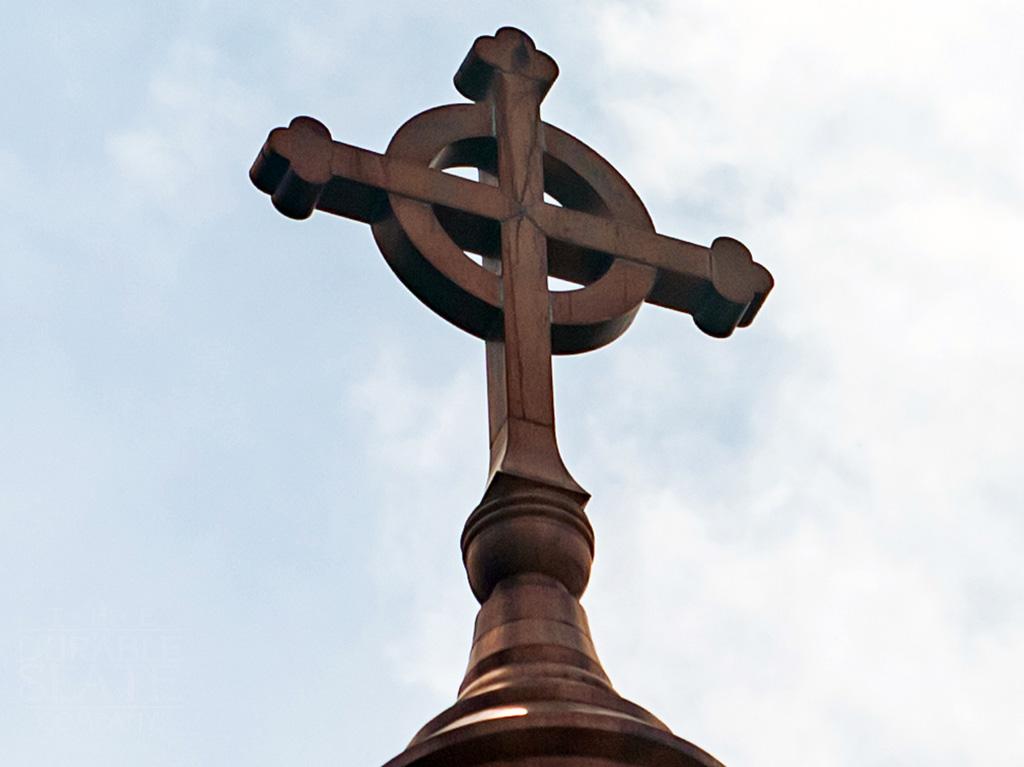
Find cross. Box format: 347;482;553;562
250;27;772;504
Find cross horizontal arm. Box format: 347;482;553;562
250;117;773;338
529;202;773;337
250;117;515;223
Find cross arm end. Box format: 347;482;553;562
249;117;336;220
690;237;774;338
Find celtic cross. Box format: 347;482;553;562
250;28;771;766
252;28;771;512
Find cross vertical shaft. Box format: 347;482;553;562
484;61;583;497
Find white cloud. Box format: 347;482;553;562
106;40;268;222
348;342;485;697
572;2;1024;763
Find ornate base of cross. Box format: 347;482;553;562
379;478;725;767
250;27;769;767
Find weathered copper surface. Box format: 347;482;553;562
251;27;772;767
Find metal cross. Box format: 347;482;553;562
250;27;772;500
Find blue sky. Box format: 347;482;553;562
3;1;1022;765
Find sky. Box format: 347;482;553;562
2;1;1022;765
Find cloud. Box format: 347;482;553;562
105;40;268;224
347;341;486;698
571;2;1024;763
